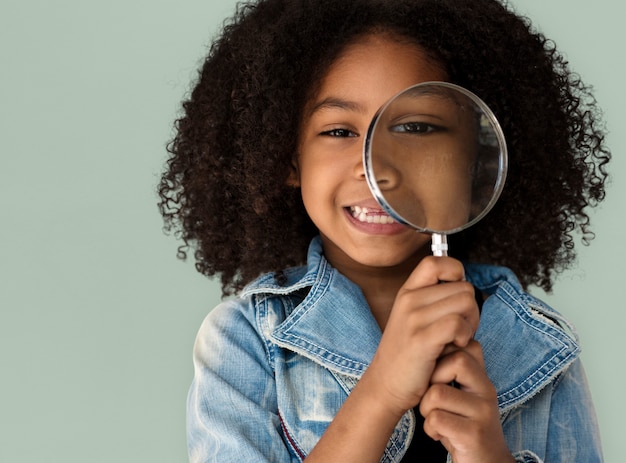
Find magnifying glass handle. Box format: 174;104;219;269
431;232;457;387
431;233;448;257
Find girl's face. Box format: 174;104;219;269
294;33;448;276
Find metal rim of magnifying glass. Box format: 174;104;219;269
363;81;508;235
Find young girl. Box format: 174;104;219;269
158;0;610;461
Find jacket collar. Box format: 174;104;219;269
243;237;382;376
243;237;580;412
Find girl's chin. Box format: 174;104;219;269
321;235;431;272
352;248;429;269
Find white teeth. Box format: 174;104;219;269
349;206;396;224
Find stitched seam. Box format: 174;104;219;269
498;347;577;409
277;258;332;333
278;411;306;461
272;336;366;376
255;294;277;372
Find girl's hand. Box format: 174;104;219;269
419;341;515;463
362;256;480;419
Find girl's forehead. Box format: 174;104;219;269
299;32;447;123
324;33;445;83
315;35;445;96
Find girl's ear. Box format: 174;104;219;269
286;157;300;187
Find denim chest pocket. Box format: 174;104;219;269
274;351;350;459
274;354;413;462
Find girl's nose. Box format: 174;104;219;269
352;149;367;179
364;145;402;191
363;129;403;190
367;154;402;191
354;142;402;188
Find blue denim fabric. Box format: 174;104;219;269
187;237;602;462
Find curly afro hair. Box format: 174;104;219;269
158;0;610;296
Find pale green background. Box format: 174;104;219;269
0;0;622;461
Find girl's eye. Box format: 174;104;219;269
390;122;442;134
320;128;358;138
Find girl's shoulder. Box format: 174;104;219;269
467;263;582;413
466;262;578;338
199;264;314;342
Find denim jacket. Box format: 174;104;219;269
187;237;602;462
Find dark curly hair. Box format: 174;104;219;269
158;0;610;296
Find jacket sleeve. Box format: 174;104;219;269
186;299;295;462
507;357;603;463
543;358;603;462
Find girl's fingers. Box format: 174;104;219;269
419;381;494;426
400;255;466;290
390;256;479;335
368;256;481;415
416;313;477;353
421;407;472;443
391;281;480;334
418;349;509;463
431;341;488;384
369;311;478;415
419;342;497;420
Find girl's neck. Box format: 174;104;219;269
359;274;404;330
328;253;427;330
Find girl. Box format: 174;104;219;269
158;0;610;461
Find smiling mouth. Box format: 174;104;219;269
348;206;397;224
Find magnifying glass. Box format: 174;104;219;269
364;82;508;256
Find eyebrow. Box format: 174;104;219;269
308;97;366;116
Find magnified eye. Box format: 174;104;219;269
390;122;442;134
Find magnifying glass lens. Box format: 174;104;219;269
364;82;507;255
